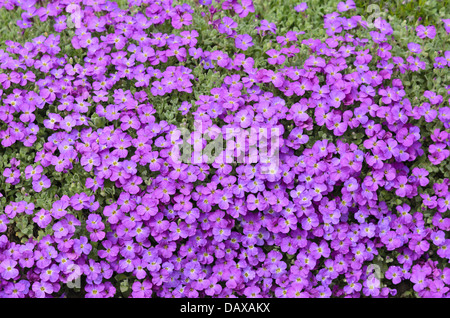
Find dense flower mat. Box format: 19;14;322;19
0;0;450;298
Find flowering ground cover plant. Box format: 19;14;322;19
0;0;449;298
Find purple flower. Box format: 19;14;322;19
235;34;254;51
32;281;54;298
74;236;93;256
219;16;237;35
294;3;308;12
407;42;422;54
337;0;355;12
3;168;20;184
132;280;153;298
412;167;429;186
0;259;19;280
32;175;51;192
416;25;436;39
266;49;286;65
442;19;450;33
234;0;255;18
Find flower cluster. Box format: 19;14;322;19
0;0;449;298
